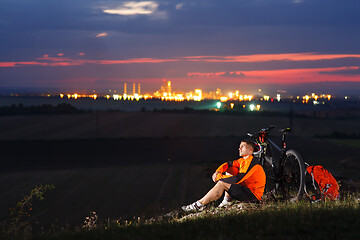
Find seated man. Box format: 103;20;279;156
181;139;266;211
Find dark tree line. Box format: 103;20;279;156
0;103;85;116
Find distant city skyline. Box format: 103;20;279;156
1;80;359;98
0;1;359;96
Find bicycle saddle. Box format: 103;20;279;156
280;128;291;134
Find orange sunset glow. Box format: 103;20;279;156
188;67;360;84
1;53;359;89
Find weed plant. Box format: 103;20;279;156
1;184;55;239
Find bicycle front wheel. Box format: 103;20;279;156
279;149;305;201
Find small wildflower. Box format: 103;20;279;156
82;211;98;230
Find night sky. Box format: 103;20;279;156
0;0;359;95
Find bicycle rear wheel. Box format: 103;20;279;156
279;149;305;201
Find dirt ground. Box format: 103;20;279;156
0;112;359;226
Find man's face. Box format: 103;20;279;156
239;142;254;157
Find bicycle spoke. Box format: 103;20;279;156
279;150;305;201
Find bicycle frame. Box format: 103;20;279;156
250;126;305;200
252;127;294;185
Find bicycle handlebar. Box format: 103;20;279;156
247;125;276;139
260;125;276;133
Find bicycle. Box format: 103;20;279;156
248;126;305;201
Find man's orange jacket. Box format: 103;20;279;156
215;155;266;201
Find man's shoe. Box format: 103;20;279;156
181;201;204;212
218;199;232;208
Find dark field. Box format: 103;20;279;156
0;112;359;227
1;112;360;140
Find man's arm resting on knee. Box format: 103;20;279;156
213;160;240;182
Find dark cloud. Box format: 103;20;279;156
217;72;246;78
1;0;360;60
168;0;360;29
2;1;359;33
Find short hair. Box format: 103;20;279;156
240;138;256;152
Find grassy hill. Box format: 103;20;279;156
2;196;359;240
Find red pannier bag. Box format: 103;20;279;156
305;165;340;201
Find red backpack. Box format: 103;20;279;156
305;165;340;201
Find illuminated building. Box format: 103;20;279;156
167;81;171;95
133;83;136;95
193;89;202;101
220;97;228;102
143;94;151;100
216;89;221;98
157;79;172;98
243;95;253;101
303;95;310;103
123;83;128;100
173;94;184;101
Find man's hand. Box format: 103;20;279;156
212;171;221;182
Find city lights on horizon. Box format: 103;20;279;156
59;80;258;102
57;80;342;106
